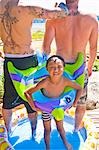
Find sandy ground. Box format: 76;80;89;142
88;72;99;102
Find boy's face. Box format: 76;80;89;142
47;58;64;77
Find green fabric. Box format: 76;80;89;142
64;52;84;75
51;108;65;121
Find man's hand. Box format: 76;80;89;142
0;51;4;59
87;63;93;76
55;2;69;15
36;107;42;112
88;67;92;76
58;2;69;14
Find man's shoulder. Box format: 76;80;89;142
46;18;67;27
80;12;98;23
46;18;61;23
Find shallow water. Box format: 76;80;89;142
8;115;86;150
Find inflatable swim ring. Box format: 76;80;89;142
8;52;85;120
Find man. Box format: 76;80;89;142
43;0;98;131
0;0;68;134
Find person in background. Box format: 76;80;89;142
0;0;68;135
25;55;82;150
43;0;98;131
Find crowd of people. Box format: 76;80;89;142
0;0;98;150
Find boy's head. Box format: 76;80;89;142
46;55;65;77
46;56;65;78
46;55;65;69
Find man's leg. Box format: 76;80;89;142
74;104;86;131
23;100;38;136
28;112;37;135
2;108;12;132
3;58;16;133
74;69;88;131
3;55;38;135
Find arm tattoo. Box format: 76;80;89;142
0;2;19;49
29;7;47;18
28;6;67;19
35;8;46;18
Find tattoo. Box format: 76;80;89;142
38;8;45;18
28;6;67;19
29;7;47;18
0;2;19;49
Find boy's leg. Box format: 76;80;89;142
55;120;72;150
42;112;51;150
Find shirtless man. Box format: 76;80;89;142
0;0;68;134
43;0;98;131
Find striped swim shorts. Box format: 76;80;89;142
42;112;52;121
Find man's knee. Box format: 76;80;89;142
76;103;86;114
77;90;87;109
29;112;37;131
28;112;37;120
2;108;12;116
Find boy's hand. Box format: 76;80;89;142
73;101;78;107
0;51;4;59
36;107;42;112
33;106;41;112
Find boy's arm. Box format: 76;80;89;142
24;80;45;111
24;90;37;111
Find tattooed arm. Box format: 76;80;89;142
25;6;68;19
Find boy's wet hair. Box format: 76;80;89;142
46;55;65;68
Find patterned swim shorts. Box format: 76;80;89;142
3;54;38;113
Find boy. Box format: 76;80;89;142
24;55;82;150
